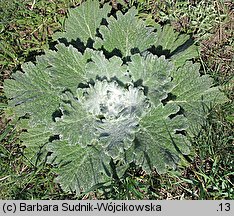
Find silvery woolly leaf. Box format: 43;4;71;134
82;80;148;158
82;80;148;118
123;103;190;174
45;43;91;92
53;92;97;147
53;0;111;45
94;7;156;57
47;140;111;195
85;50;130;83
128;54;174;106
18;119;53;165
4;55;59;125
153;24;199;67
97;115;139;159
170;61;228;135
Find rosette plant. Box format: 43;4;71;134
4;0;227;194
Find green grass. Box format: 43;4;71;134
0;0;82;70
0;0;233;200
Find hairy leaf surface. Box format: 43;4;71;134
85;51;130;82
53;92;96;147
153;24;199;67
124;103;190;174
82;80;148;158
94;7;156;57
53;0;111;44
46;43;91;92
19;121;52;164
128;54;174;106
48;140;111;194
97;116;138;159
170;61;227;134
4;56;59;125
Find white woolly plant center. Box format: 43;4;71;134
83;80;147;119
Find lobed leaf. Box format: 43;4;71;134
47;140;111;195
170;61;228;134
97;116;138;159
53;92;96;147
128;54;174;106
4;56;59;125
45;43;91;92
94;7;156;57
19;120;52;165
124;103;190;174
153;24;199;67
85;50;129;83
53;0;111;45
